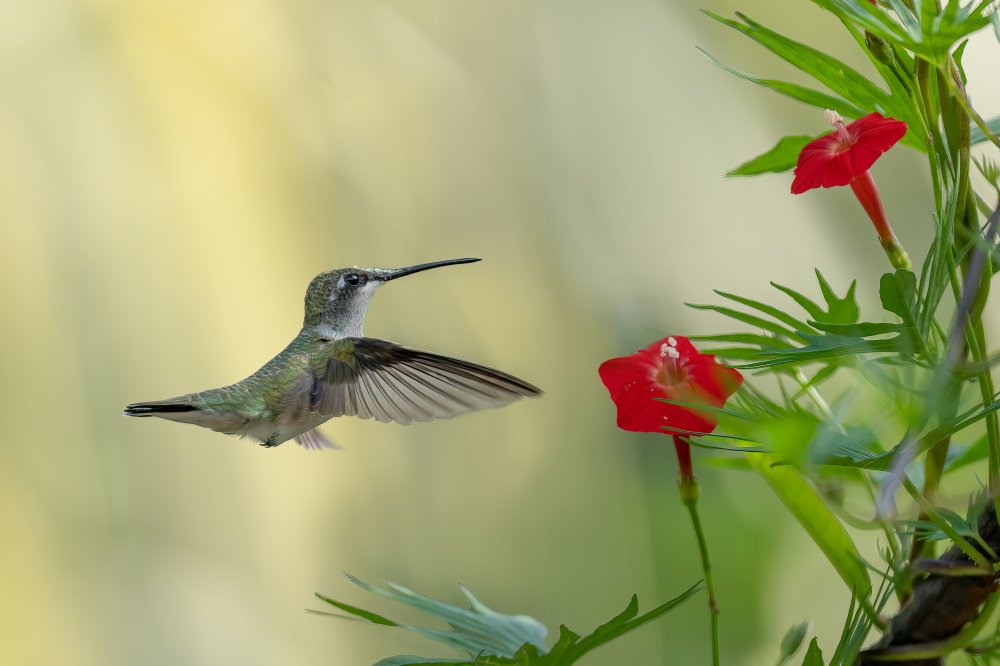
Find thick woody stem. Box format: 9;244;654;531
859;502;1000;665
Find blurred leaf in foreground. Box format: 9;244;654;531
312;574;703;665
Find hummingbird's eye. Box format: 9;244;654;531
343;273;361;286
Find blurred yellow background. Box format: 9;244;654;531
2;0;999;664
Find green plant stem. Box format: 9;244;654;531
857;475;908;602
958;350;1000;375
678;476;719;666
939;66;1000;151
792;367;839;427
944;59;1000;500
972;320;1000;493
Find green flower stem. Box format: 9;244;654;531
943;57;1000;502
972;320;1000;494
678;474;719;666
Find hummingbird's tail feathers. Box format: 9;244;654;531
310;337;541;425
124;401;198;417
294;428;340;450
124;396;250;434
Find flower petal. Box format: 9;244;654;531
791;112;906;193
598;336;743;435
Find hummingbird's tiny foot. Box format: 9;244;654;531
295;429;340;450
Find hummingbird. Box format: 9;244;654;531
124;258;541;449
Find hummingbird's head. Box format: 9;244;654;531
302;258;481;336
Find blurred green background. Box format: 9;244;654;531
3;1;999;664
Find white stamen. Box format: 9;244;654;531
824;109;844;128
660;343;670;357
667;336;677;346
665;346;680;359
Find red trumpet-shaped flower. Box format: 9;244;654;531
792;111;910;269
599;336;742;666
599;336;743;437
599;336;742;482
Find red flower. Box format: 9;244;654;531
791;111;910;269
598;336;743;436
791;111;905;193
601;336;739;657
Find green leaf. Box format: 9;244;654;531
944;435;987;473
790;364;838;399
655;398;754;421
686;303;805;341
690;333;793;349
704;11;913;128
972;115;1000;146
747;452;872;598
735;333;904;370
811;0;993;64
686;438;772;454
315;576;702;666
558;583;703;662
694;347;772;361
807;425;893;471
771;281;826;321
801;637;824;666
779;622;809;665
727;135;817;177
815;272;859;325
698;49;864;119
374;655;475;666
953;39;969;84
879;270;920;337
314;593;399;626
807;321;903;337
317;574;547;660
713;290;818;334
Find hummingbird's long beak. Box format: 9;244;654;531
380;258;481;281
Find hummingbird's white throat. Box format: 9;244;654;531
321;279;380;339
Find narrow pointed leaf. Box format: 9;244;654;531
686;303;805;340
815;272;859;324
972;115;1000;146
704;11;912;127
771;282;826;321
375;655;475;666
690;332;793;348
697;49;864;118
314;592;399;626
879;270;920;336
562;582;704;661
801;637;824;666
727;134;820;176
747;452;872;598
714;290;818;333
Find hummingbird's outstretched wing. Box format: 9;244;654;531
309;338;541;425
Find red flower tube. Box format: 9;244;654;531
792;110;910;269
